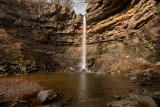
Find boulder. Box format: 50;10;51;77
130;76;137;81
129;94;157;107
156;62;160;66
152;91;160;106
107;94;158;107
37;90;58;103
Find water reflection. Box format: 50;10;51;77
78;73;87;102
19;72;135;107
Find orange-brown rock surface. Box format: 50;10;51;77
86;0;160;45
0;0;160;73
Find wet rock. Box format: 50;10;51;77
69;67;74;72
152;91;160;106
156;62;160;66
73;23;79;29
129;93;157;107
19;100;31;104
130;76;137;81
21;66;27;74
61;98;72;105
114;96;121;100
87;58;95;69
147;70;155;78
80;68;87;72
107;94;158;107
0;65;6;73
37;90;58;103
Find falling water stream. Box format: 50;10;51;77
71;0;88;71
82;15;87;70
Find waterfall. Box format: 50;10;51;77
71;0;88;71
81;15;87;70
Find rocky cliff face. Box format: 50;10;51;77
0;0;160;74
86;0;160;44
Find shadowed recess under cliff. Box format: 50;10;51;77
0;0;160;73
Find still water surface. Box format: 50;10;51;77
21;72;135;107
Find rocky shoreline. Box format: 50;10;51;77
107;69;160;107
0;77;44;107
0;68;159;107
0;77;72;107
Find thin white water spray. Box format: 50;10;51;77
71;0;88;71
82;15;87;70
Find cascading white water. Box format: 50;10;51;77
81;15;87;70
71;0;88;71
